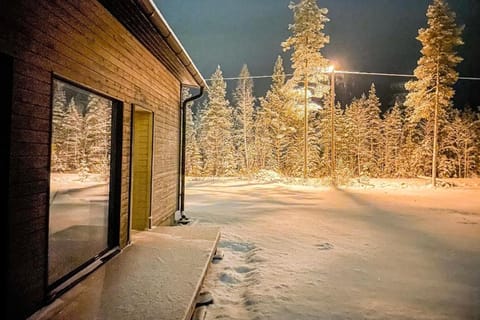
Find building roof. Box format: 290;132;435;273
100;0;207;88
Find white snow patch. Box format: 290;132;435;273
186;178;480;320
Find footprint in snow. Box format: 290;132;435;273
219;240;256;253
219;272;241;284
316;242;334;250
234;266;254;274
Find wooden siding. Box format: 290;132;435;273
1;0;181;317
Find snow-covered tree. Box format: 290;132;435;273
405;0;463;186
396;104;422;177
318;100;345;178
85;95;111;176
282;0;330;178
233;65;255;173
442;108;479;177
199;66;236;176
51;82;69;172
63;98;84;171
282;105;303;177
382;102;404;177
256;56;291;172
183;88;203;176
332;102;352;182
364;83;383;176
344;95;369;176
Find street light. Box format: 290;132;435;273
329;64;336;186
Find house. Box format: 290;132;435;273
1;0;206;318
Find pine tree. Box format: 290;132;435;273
282;0;330;179
405;0;463;186
199;66;236;176
233;65;255;174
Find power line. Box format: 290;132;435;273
206;70;480;81
336;70;414;78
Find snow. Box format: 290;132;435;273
39;227;219;320
186;178;480;320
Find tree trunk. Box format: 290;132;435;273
432;58;440;187
276;139;281;171
303;63;309;180
330;70;336;185
243;82;249;173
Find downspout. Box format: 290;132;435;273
179;86;204;220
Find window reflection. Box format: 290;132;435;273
49;80;112;285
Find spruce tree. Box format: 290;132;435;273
199;66;236;176
382;102;404;177
51;82;68;172
405;0;463;186
85;95;111;176
398;105;423;177
282;0;330;179
63;98;84;171
332;102;351;182
318;100;344;177
345;95;369;176
443;108;479;178
233;65;255;173
256;56;289;172
182;88;203;176
364;83;382;176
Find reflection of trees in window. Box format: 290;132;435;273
51;80;112;180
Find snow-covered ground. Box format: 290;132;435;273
186;177;480;320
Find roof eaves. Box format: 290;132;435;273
136;0;207;89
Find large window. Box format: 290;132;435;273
48;79;114;286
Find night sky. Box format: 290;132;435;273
157;0;480;110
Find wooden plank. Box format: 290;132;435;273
40;0;181;102
4;1;186;314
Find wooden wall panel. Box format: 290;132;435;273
1;0;182;317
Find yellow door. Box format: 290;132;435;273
131;106;153;230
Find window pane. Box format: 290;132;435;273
49;80;112;285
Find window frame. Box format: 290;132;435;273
46;75;123;297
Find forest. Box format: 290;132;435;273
185;0;480;184
50;80;112;180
